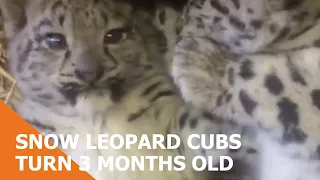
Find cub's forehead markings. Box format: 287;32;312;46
51;0;65;12
59;15;65;26
50;0;67;24
33;18;53;31
100;11;109;24
17;40;34;73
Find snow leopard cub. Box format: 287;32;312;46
0;0;239;179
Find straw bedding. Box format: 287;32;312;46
0;17;22;108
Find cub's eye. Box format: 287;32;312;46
104;28;129;44
45;33;67;49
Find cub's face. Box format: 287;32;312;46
1;0;164;105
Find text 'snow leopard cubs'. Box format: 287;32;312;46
160;0;320;179
0;0;237;179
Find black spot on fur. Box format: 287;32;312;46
246;148;258;154
141;81;162;96
225;93;232;103
278;98;299;125
31;73;39;80
229;148;240;153
60;89;77;106
239;59;255;80
32;73;39;80
277;98;305;143
17;44;22;51
60;100;70;106
234;40;241;47
189;0;204;9
64;50;71;59
179;111;189;130
247;8;254;14
199;14;210;19
196;17;205;28
289;66;307;86
17;40;33;73
231;108;236;114
108;78;125;102
85;11;90;18
282;126;307;143
37;94;54;100
100;11;109;24
239;90;257;116
213;16;222;23
229;16;245;31
207;37;230;51
220;26;227;31
314;39;320;47
59;15;65;26
33;18;53;32
269;24;277;34
59;83;81;106
175;25;182;35
283;0;303;10
210;0;229;14
228;67;234;85
26;119;56;132
60;73;73;77
264;74;284;95
311;90;320;110
239;34;255;40
159;9;166;25
31;87;43;91
189;118;198;129
20;76;30;82
52;0;64;12
205;113;225;124
216;93;224;107
128;108;149;122
315;145;320;159
202;112;216;122
250;19;263;29
150;91;175;103
28;62;38;70
231;0;240;9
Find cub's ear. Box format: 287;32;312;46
0;0;28;39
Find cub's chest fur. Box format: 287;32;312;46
74;88;186;180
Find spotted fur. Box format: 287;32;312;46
165;0;320;179
0;0;229;179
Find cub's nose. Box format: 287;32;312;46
75;69;97;82
75;67;104;83
75;49;104;83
